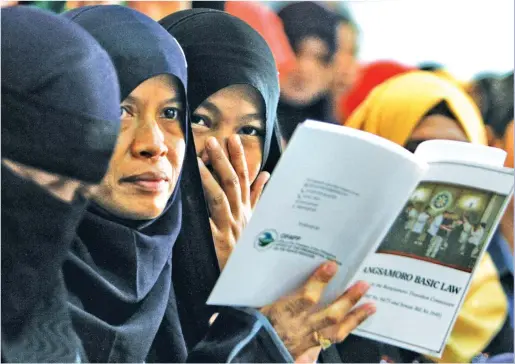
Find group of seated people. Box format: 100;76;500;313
2;1;513;363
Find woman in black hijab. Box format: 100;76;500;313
277;1;341;142
1;6;120;362
159;9;375;364
159;8;282;272
59;5;366;363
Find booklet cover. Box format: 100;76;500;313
207;120;514;357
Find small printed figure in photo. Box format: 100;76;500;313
376;182;507;272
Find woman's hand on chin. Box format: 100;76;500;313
197;135;269;270
260;261;376;361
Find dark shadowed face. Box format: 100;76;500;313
405;114;469;153
2;159;94;202
92;74;186;220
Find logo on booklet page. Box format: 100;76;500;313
431;190;453;210
255;229;278;250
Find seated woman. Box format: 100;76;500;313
1;6;121;362
344;71;512;363
61;6;374;363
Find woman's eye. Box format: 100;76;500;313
162;107;180;120
239;126;263;137
120;106;131;118
191;115;210;127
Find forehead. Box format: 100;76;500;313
202;84;264;111
297;36;330;56
128;74;183;99
410;114;469;142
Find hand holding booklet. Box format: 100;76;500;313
207;120;514;358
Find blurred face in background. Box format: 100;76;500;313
332;22;359;98
280;36;334;105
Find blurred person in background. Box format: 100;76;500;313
344;71;513;363
468;72;514;329
468;72;514;149
338;60;415;124
329;3;360;120
276;1;341;143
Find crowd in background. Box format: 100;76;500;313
2;1;514;363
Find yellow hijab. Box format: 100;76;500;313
346;71;506;363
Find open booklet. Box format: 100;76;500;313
207;120;514;358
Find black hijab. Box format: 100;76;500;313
158;10;282;348
159;8;282;173
62;6;193;362
2;6;120;362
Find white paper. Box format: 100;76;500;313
207;121;426;307
349;160;514;357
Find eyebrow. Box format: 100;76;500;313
123;95;183;106
197;100;264;125
196;100;221;119
240;113;265;125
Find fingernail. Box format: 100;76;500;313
366;303;376;315
207;137;218;149
197;157;203;166
323;261;338;275
355;281;370;295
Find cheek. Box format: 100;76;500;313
167;137;186;172
192;129;207;155
103;132;133;187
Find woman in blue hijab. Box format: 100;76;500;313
1;6;121;362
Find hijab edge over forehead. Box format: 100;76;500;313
62;6;196;361
345;71;488;146
65;5;188;102
159;8;281;171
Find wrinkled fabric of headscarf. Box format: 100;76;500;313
62;6;193;362
339;60;415;123
345;71;487;145
345;71;508;363
2;6;120;362
158;8;282;348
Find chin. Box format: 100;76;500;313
133;202;167;220
115;198;168;221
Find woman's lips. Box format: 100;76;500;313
120;172;169;193
129;180;168;192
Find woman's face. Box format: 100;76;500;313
2;159;95;202
281;36;334;105
92;75;186;220
192;84;265;184
406;114;469;152
332;23;358;98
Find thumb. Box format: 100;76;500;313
250;171;270;208
295;346;321;363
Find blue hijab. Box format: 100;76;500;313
62;6;196;362
2;6;120;362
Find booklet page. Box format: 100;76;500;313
350;160;514;357
208;121;427;307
